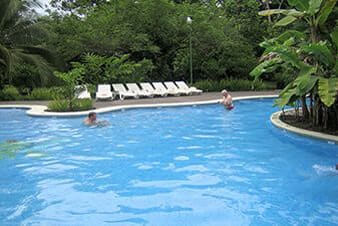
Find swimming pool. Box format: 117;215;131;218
0;99;337;225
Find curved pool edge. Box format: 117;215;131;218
271;110;338;144
0;94;278;117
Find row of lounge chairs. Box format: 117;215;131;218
77;81;202;101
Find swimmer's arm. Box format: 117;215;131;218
96;120;110;126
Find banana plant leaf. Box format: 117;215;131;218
276;30;306;43
317;0;337;26
301;41;335;67
259;9;304;17
259;9;288;16
294;74;319;96
271;46;303;68
274;86;298;108
286;9;306;17
318;77;338;107
308;0;323;15
334;61;338;75
250;58;281;79
274;16;297;27
331;27;338;48
287;0;310;11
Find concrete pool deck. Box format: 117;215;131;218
0;91;279;117
0;91;279;109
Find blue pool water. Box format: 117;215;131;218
0;99;337;226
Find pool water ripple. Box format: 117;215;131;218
0;100;338;225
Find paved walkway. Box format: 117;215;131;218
0;91;279;109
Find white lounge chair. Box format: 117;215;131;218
152;82;178;96
140;82;168;97
75;85;91;99
175;81;203;95
126;83;154;98
112;83;139;100
164;81;191;95
96;84;113;100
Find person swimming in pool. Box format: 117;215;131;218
83;112;109;126
220;89;234;110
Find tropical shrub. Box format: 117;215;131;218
47;100;68;112
10;63;41;90
76;53;153;85
47;99;93;112
194;79;269;92
54;66;85;111
73;98;93;111
251;0;338;130
0;85;21;100
29;87;63;100
86;84;96;97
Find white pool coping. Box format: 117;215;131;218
271;110;338;144
0;95;278;117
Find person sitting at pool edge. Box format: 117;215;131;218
220;89;234;110
84;112;98;125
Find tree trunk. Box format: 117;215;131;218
309;92;313;118
313;95;320;126
323;106;328;129
301;96;309;120
328;101;338;130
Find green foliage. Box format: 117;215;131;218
86;83;96;96
0;0;57;87
317;0;337;25
221;0;269;47
194;79;270;92
76;53;152;84
9;63;41;89
47;99;68;111
0;85;21;100
41;0;264;82
54;67;85;110
318;77;338;107
47;98;93;112
28;87;63;100
252;0;338;129
273;70;297;89
301;41;335;67
274;16;297;27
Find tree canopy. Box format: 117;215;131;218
36;0;271;84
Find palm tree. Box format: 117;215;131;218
0;0;56;87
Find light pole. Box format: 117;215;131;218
187;16;193;85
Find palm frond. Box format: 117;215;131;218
0;0;20;28
11;49;55;86
18;45;58;65
1;0;42;29
0;0;58;85
2;20;44;46
0;44;12;77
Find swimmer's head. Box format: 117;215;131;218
88;112;97;121
336;164;338;171
221;89;228;96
